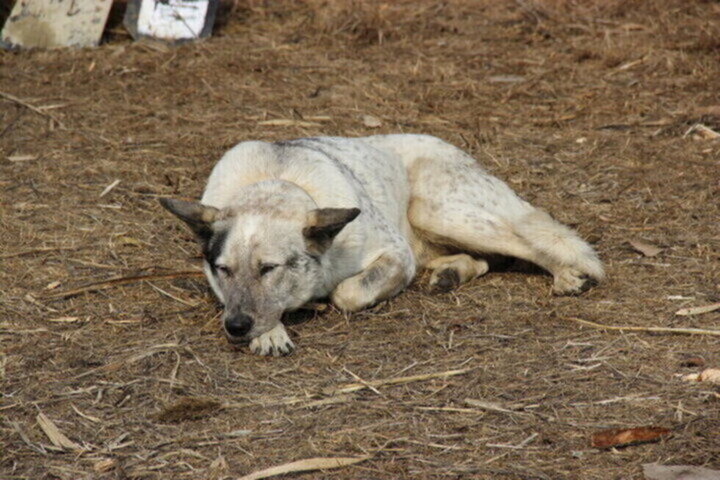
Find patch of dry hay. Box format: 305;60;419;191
1;1;719;479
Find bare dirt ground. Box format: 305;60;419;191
1;1;719;479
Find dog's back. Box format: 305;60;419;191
201;137;414;243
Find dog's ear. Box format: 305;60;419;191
160;198;220;242
303;207;360;254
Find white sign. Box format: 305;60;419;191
137;0;209;40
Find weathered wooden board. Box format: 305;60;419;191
124;0;219;43
1;0;113;49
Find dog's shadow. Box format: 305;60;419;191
283;307;323;327
488;255;549;276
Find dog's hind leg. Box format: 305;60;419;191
331;252;414;312
393;140;603;295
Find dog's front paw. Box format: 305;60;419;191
249;324;295;356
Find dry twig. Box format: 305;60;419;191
237;456;370;480
566;317;720;336
46;271;204;299
0;90;67;129
223;368;473;410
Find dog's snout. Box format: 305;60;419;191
225;314;254;338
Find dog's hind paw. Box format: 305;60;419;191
430;268;461;292
249;324;295;356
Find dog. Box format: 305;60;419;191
161;134;603;356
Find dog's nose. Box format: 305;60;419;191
224;314;253;338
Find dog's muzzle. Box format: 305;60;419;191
224;313;253;340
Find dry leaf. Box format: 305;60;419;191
36;412;82;451
699;369;720;383
362;115;382;128
684;368;720;384
629;240;662;257
591;426;671;448
675;302;720;316
643;463;720;480
238;456;370;480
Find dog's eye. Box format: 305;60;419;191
259;263;279;276
216;265;232;277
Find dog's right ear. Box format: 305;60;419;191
159;198;220;242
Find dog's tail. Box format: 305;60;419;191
513;209;604;280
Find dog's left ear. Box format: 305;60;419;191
160;198;220;242
303;207;360;254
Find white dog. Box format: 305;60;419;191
161;134;603;356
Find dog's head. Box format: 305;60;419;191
160;187;359;344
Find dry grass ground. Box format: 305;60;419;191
1;1;719;479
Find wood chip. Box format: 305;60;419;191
257;119;321;127
629;240;662;257
591;426;671;449
675;302;720;316
48;316;80;323
99;179;121;198
238;456;370;480
464;398;525;415
36;412;82;451
7;154;38;162
643;463;720;480
362;115;382;128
